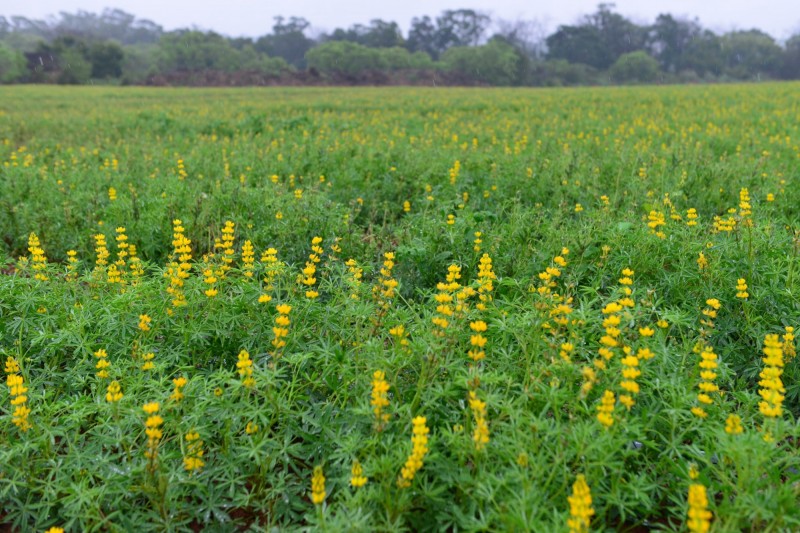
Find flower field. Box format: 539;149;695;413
1;84;799;531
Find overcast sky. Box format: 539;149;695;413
3;1;799;40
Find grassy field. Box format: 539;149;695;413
1;84;799;531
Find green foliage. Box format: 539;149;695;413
89;40;124;79
0;43;25;82
157;31;241;72
306;41;387;77
609;51;661;84
1;85;800;530
442;40;519;85
57;47;92;84
719;30;783;80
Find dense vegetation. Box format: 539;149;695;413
1;84;799;531
2;5;800;86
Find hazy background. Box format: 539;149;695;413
2;2;800;86
4;0;799;40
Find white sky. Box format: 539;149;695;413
3;1;799;40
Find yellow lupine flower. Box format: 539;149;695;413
567;474;595;533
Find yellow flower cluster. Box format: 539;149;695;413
259;247;281;302
143;402;163;470
27;232;48;281
535;248;569;297
567;474;595;533
374;251;399;311
203;267;218;298
114;227;129;283
432;264;462;336
468;391;489;451
236;349;255;389
724;414;743;435
448;159;460;185
647;210;666;239
476;253;496;311
108;186;117;201
5;357;30;432
738;187;752;223
301;236;323;299
105;380;123;403
735;278;748;299
166;219;192;307
272;304;291;358
619;347;641;410
241;240;255;278
138;314;152;332
311;465;326;504
95;348;111;379
468;320;488;362
397;416;430;488
686;208;698;227
783;326;796;359
350;459;368;488
712;214;736;233
107;263;122;285
596;300;623;371
596;389;615;428
93;233;110;275
579;366;597;398
176;158;187;180
691;346;719;419
370;370;390;430
699;298;721;338
183;431;205;473
697;252;708;271
686;483;712;533
141;352;155;371
215;220;236;279
473;231;482;252
170;376;188;401
127;243;144;282
345;258;363;300
758;334;785;419
66;249;79;282
388;324;409;350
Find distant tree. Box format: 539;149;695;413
719;30;782;79
325;19;404;48
305;41;386;77
120;43;158;83
238;44;291;75
678;30;723;77
435;9;491;49
647;14;702;73
779;34;800;79
378;47;434;70
493;18;548;58
88;40;124;78
609;50;660;83
406;16;440;58
157;31;240;72
0;43;26;82
532;59;599;86
255;17;313;69
442;38;519;85
547;3;646;70
359;20;404;48
57;47;92;84
53;9;162;44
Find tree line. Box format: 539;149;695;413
2;4;800;86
